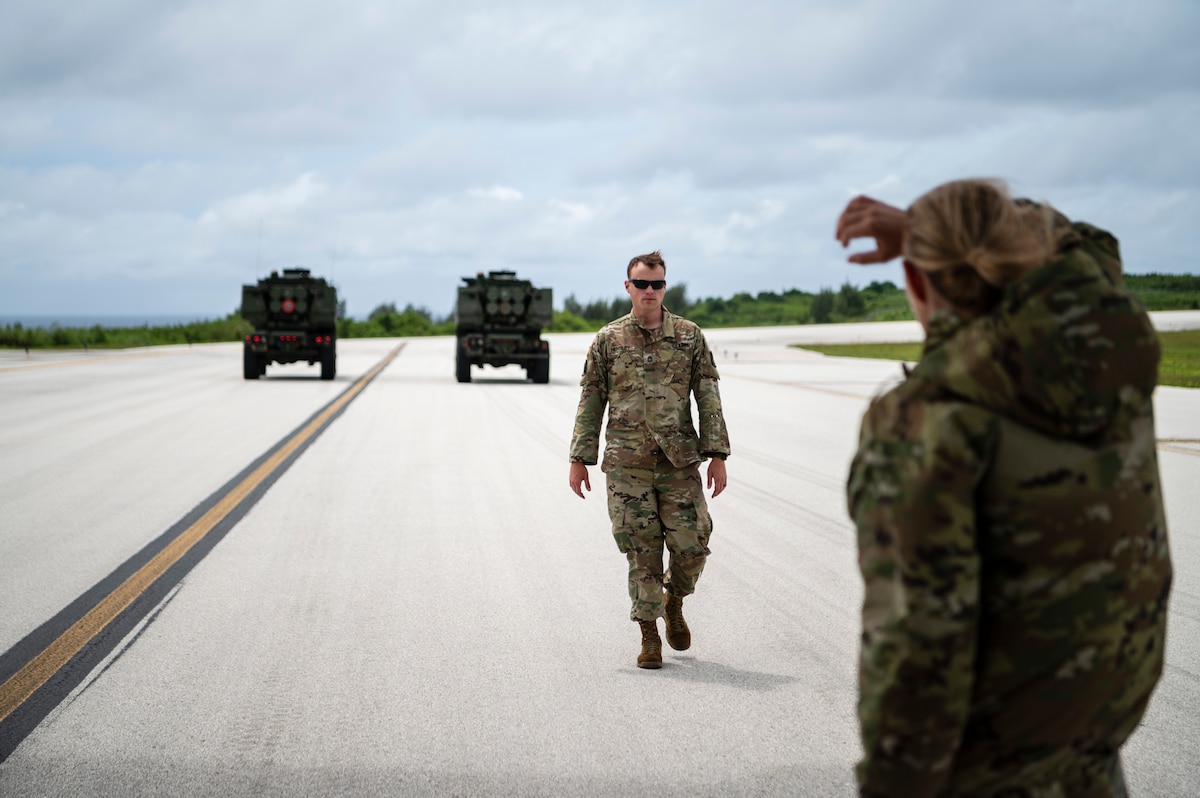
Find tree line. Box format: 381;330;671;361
564;278;916;328
558;272;1200;329
4;273;1197;348
560;280;911;330
0;314;254;349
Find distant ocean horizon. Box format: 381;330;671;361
0;314;222;329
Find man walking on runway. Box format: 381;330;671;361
569;251;730;669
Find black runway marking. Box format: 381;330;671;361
0;344;404;762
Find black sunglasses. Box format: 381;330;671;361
629;279;666;290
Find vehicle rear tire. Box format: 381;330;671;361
530;343;550;384
243;349;259;380
456;346;472;383
532;338;549;384
320;348;336;381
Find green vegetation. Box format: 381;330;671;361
1125;273;1200;312
4;274;1197;359
336;303;456;339
1158;330;1200;388
795;330;1200;389
796;342;924;362
0;314;252;349
558;280;912;330
555;274;1199;331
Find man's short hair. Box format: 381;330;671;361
627;250;666;277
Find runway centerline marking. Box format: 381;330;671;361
0;344;404;758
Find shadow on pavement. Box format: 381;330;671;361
619;654;801;691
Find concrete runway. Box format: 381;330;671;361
1;316;1197;796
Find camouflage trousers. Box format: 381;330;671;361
605;461;713;622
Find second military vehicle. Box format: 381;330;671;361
241;267;338;380
455;270;552;383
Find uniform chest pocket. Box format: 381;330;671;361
663;340;695;371
671;333;697;354
611;347;643;382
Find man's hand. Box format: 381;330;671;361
569;461;591;499
707;458;728;498
835;195;907;264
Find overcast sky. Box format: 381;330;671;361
2;0;1198;322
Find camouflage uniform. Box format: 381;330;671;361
847;214;1172;797
571;308;731;621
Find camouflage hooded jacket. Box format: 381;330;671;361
847;217;1172;797
570;308;730;471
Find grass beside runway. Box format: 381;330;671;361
795;330;1200;389
1158;330;1200;388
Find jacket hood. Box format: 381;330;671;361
912;223;1161;441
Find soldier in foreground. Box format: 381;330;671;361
837;180;1172;797
568;251;730;669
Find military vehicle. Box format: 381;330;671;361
241;267;338;380
455;270;552;383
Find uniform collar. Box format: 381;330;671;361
921;307;966;350
627;306;676;337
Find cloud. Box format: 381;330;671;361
467;186;524;202
548;198;593;222
0;1;1197;319
727;199;785;233
851;175;901;197
199;173;327;228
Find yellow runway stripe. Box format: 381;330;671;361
0;344;403;724
1158;439;1200;457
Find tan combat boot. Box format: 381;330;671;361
664;590;691;651
637;620;662;669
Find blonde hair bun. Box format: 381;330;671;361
905;179;1058;315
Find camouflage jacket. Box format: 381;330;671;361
570;308;730;471
847;216;1172;797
